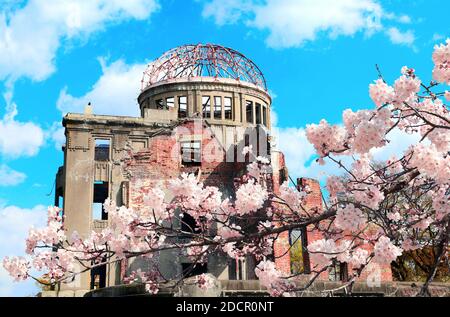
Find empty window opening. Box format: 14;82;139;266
90;258;106;290
93;181;108;220
57;196;64;209
95;139;110;161
214;96;222;119
180;212;201;234
155;98;168;110
279;168;287;185
255;103;262;125
289;228;307;275
229;258;245;280
181;263;207;278
166;97;175;108
181;141;201;166
202;96;211;118
329;260;349;282
244;134;250;163
246;101;253;123
224;97;232;120
263;105;267;126
178;96;188;118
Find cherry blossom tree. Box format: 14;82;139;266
3;40;449;297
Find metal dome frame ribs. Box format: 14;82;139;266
141;44;267;91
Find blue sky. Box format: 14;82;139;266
0;0;448;296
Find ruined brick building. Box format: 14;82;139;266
54;44;392;295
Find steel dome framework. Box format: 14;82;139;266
141;44;267;91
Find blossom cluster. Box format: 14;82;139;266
373;236;403;265
2;257;29;282
432;39;450;84
334;204;366;232
255;260;293;297
235;179;268;215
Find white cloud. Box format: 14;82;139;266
0;1;160;156
273;126;353;183
57;58;146;117
0;164;26;186
384;12;412;25
386;27;415;47
203;0;385;48
432;33;445;42
370;128;421;162
272;127;314;178
46;122;66;150
203;0;254;26
397;15;411;24
0;103;44;158
202;0;419;49
0;204;47;296
0;0;159;82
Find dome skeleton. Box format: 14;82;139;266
141;44;267;91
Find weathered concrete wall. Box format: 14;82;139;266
138;79;271;128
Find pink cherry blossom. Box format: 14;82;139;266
255;260;292;297
432;39;450;84
334;204;366;232
431;187;449;221
279;181;306;214
353;185;385;210
373;236;402;265
235;179;268;215
2;257;29;281
217;224;242;240
326;176;346;200
348;248;369;268
307;239;337;268
393;73;421;104
408;144;450;185
306;119;347;157
369;79;395;108
387;212;402;222
196;274;216;290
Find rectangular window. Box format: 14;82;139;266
94;139;110;161
289;229;305;275
328;261;349;282
155;98;167;110
246;101;253;123
224;97;232;120
279;168;287;185
202;96;211;119
263;105;267;126
181;263;207;278
178;96;187;118
166;97;175;108
214;96;222;119
181;141;201;165
90;257;106;289
180;212;201;234
255;103;262;125
92;181;108;220
244;134;250;163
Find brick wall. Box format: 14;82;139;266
124;119;393;283
126;120;244;209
